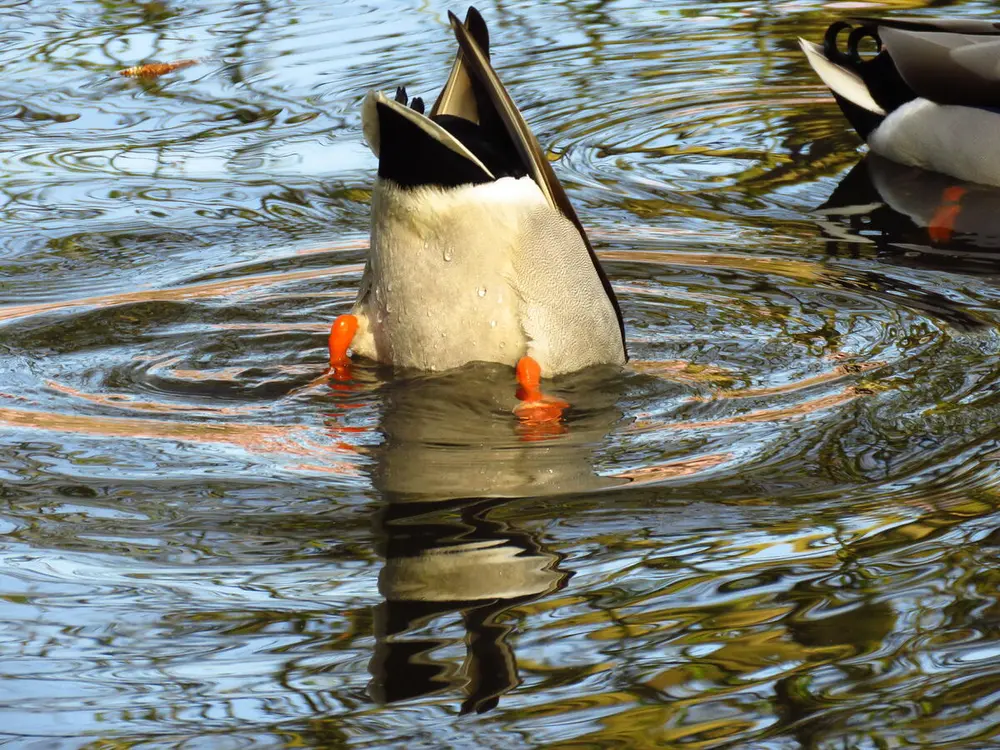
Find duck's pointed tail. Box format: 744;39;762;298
361;89;496;187
799;37;886;139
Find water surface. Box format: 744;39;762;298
4;0;1000;747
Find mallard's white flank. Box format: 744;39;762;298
351;175;624;376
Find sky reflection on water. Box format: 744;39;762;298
3;0;1000;747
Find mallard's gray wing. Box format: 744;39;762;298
852;17;1000;108
445;8;626;354
854;17;1000;35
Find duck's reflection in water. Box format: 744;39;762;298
817;154;1000;271
360;364;625;713
370;497;566;714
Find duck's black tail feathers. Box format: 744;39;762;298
362;8;527;189
800;21;914;139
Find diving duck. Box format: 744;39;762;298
328;7;627;418
800;18;1000;187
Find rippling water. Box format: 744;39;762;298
5;0;1000;746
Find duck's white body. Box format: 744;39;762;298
351;176;624;376
867;99;1000;187
801;19;1000;187
344;7;626;378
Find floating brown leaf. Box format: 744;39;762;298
117;59;199;79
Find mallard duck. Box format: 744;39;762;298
328;6;627;418
800;18;1000;187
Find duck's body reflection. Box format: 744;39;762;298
818;154;1000;270
370;497;566;714
359;364;625;713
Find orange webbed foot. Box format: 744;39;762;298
513;356;569;429
328;314;358;381
928;185;967;243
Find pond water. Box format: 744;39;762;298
4;0;1000;747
